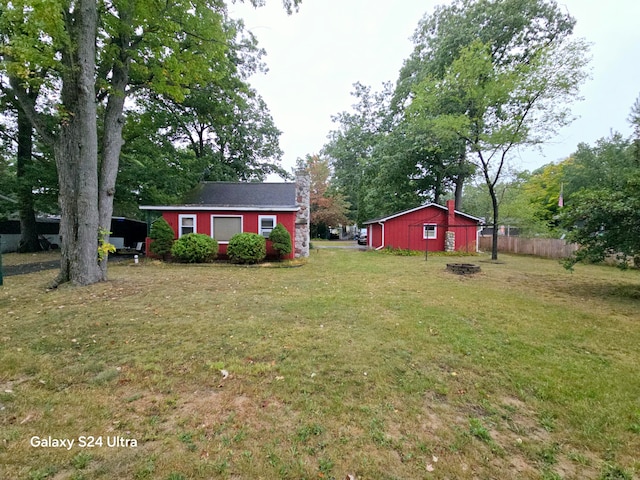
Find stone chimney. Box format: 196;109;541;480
294;170;310;258
445;199;456;252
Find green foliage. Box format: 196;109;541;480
560;112;640;270
379;246;423;256
323;83;393;223
563;134;636;196
97;228;117;262
268;223;292;258
469;418;492;442
599;463;633;480
149;218;175;260
170;233;218;263
227;232;266;264
463;170;561;237
562;175;640;270
394;0;578;104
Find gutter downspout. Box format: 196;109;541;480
375;221;385;250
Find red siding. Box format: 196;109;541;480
161;210;297;259
384;207;447;251
368;204;479;252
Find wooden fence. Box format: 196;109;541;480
478;236;579;260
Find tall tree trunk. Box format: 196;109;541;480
98;65;129;277
488;183;499;261
16;101;41;253
477;150;500;260
54;0;101;286
454;173;464;211
98;8;132;278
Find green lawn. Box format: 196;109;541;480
1;250;639;479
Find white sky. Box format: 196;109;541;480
230;1;640;177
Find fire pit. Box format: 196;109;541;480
446;263;481;275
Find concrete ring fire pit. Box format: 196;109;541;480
446;263;481;275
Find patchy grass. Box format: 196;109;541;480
1;250;639;479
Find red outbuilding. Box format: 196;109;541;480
140;177;311;259
362;200;481;253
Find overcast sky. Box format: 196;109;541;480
229;1;640;178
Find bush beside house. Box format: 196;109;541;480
269;223;292;259
227;233;266;264
171;233;218;263
149;218;175;260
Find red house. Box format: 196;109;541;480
363;200;481;253
140;177;311;259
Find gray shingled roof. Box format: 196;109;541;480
183;182;297;209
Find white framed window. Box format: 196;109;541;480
423;224;437;239
211;215;243;243
178;214;197;237
258;215;277;238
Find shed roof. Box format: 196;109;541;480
140;182;299;212
362;203;482;225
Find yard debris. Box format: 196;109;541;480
345;475;356;480
20;414;34;424
220;369;229;379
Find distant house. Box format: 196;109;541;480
139;174;311;259
362;200;481;253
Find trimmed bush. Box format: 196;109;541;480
170;233;218;263
269;223;292;259
149;217;175;260
227;232;266;264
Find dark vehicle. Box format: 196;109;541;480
356;228;368;245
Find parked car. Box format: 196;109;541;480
356;228;368;245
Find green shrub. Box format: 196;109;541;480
268;223;292;258
170;233;218;263
227;232;266;264
149;217;175;260
379;246;422;256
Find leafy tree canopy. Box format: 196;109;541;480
405;0;589;259
560;96;640;268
